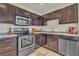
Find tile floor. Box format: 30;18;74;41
29;47;61;56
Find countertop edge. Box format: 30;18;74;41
33;32;79;37
0;34;17;38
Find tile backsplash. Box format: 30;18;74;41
54;23;78;32
0;23;13;33
0;19;78;33
32;19;78;32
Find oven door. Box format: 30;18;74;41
18;35;35;52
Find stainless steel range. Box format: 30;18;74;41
13;26;35;56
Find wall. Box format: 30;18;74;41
32;19;78;33
0;22;77;33
0;23;13;33
47;19;78;32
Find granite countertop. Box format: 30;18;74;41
0;34;17;38
33;31;79;37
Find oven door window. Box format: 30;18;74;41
21;37;33;48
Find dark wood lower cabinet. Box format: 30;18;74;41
0;50;17;56
35;34;58;52
35;34;47;48
43;34;58;52
0;37;17;56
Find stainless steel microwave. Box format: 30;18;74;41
16;16;32;26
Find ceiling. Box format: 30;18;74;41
11;3;73;15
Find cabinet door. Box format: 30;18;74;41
67;4;78;23
42;14;49;20
59;8;67;24
0;3;15;24
48;12;56;20
24;11;32;18
1;50;17;56
44;35;58;52
35;34;42;48
35;34;47;48
31;14;38;25
37;16;45;26
15;7;24;16
0;37;17;55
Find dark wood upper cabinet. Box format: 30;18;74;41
15;7;24;16
0;3;46;25
0;3;77;24
15;7;32;18
59;8;67;24
59;4;78;24
48;11;57;20
43;14;49;20
43;11;57;20
24;11;32;18
0;3;15;24
37;16;46;26
43;4;78;24
31;14;38;25
66;4;78;23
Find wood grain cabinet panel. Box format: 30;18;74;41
0;3;15;24
37;16;46;25
1;50;17;56
42;14;49;20
0;37;17;56
59;8;67;24
35;34;47;48
44;34;58;52
43;4;78;24
24;11;32;18
66;4;78;23
49;11;57;19
59;4;78;24
31;14;39;25
35;34;43;47
15;7;24;16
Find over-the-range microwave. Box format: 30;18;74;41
16;16;32;26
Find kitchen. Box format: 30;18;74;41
0;3;79;56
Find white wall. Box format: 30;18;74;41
32;19;78;33
56;23;77;32
0;23;13;33
47;19;77;32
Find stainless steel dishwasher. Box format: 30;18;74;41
58;35;79;56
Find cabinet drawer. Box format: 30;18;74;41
0;37;16;45
0;38;11;44
0;50;17;56
0;41;16;54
